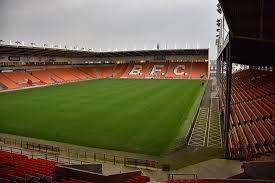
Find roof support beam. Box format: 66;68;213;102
234;36;275;43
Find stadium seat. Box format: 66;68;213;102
48;68;79;81
190;62;208;79
124;175;150;183
224;69;275;158
113;63;129;78
78;67;98;78
165;62;191;78
96;66;114;78
3;71;42;87
121;62;150;78
146;62;169;78
28;69;62;84
65;68;91;79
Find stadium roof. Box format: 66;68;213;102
0;44;208;58
218;0;275;66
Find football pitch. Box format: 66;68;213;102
0;79;205;155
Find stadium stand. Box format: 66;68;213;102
222;69;275;158
0;62;208;91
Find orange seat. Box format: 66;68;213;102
78;67;98;78
96;66;114;78
190;62;208;79
113;63;129;78
0;73;19;89
65;68;90;79
47;68;78;81
3;71;41;85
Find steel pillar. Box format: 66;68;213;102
224;43;232;159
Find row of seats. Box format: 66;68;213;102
0;151;88;183
124;175;150;183
221;69;275;158
222;71;275;105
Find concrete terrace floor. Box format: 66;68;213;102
142;159;243;182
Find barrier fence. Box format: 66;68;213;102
0;136;60;154
167;173;198;181
0;136;160;170
0;144;93;165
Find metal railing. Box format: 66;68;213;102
0;136;60;154
167;173;198;181
0;136;160;170
0;144;111;166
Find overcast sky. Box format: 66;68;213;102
0;0;218;59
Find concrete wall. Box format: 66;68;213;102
54;164;141;183
243;160;275;180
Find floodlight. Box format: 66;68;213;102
15;41;21;46
216;3;222;14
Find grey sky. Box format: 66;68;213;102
0;0;218;59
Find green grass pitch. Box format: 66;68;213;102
0;79;204;155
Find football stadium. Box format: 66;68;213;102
0;0;274;183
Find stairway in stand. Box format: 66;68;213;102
207;97;222;147
188;107;209;147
